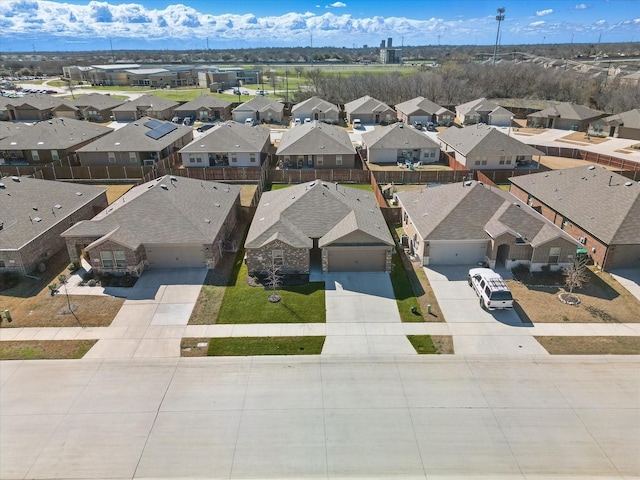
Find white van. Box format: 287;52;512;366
352;119;362;129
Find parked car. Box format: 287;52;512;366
242;89;249;95
197;124;215;132
304;118;311;124
233;88;241;95
352;119;362;129
171;116;181;123
468;268;514;310
426;122;437;131
245;118;255;126
293;118;302;127
413;121;423;130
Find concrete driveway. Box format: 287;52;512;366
424;266;548;355
610;268;640;302
322;272;415;355
83;268;207;359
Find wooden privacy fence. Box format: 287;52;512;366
531;144;640;172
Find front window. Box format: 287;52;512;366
51;150;59;161
129;152;137;163
114;251;127;268
100;251;114;269
317;155;323;166
250;153;256;163
272;249;284;267
548;247;561;264
336;155;343;166
230;153;237;163
108;152;116;163
31;150;40;162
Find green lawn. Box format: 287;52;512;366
86;85;151;92
217;250;326;324
390;252;424;322
207;336;325;356
0;340;97;360
407;335;438;354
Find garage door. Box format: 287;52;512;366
427;240;488;266
145;245;206;268
607;245;640;269
327;247;387;272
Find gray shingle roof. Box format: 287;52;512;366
233;96;284;114
245;181;393;249
6;94;71;111
110;94;178;112
62;176;240;249
509;166;640;245
601;108;640;129
276;121;355;156
71;93;126;110
361;123;440;150
179;121;270;154
528;102;604;120
0;176;106;250
344;96;392;115
291;96;339;115
0;117;113;150
173;94;231;112
397;181;577;247
0;122;27;141
456;97;501;116
395;96;448;116
76;117;192;152
437;125;543;157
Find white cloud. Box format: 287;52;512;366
529;21;546;27
536;9;553;16
326;2;346;7
574;3;588;9
596;19;606;25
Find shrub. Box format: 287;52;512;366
87;279;97;287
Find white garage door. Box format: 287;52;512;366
327;247;387;272
145;245;206;268
427;240;488;266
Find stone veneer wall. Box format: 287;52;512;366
246;239;310;275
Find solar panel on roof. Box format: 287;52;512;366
144;119;163;129
144;122;178;140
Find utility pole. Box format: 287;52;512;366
492;7;505;65
109;38;115;63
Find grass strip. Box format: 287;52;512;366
407;335;438;354
391;253;424;322
207;336;325;356
535;336;640;355
0;340;97;360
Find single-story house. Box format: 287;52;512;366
179;121;271;167
588;108;640;141
110;94;179;122
0;97;12;121
276;120;356;169
245;181;394;274
618;71;640;88
397;180;579;270
455;98;513;127
344;95;396;125
509;166;640;270
526;102;605;131
395;96;454;126
437;125;543;169
4;94;73;121
291;96;340;124
62;175;241;275
361;123;440;164
0;118;113;165
76;117;193;167
173;94;232;122
0;176;107;275
53;93;125;123
232;96;284;124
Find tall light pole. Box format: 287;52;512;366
492;7;505;65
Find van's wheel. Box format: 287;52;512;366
467;277;472;286
480;298;485;309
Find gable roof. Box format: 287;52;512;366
5;94;71;111
437;125;543;157
528;102;604;120
245;181;393;249
110;94;178;113
173;94;231;112
0;176;106;250
62;176;240;249
600;108;640;129
456;97;502;116
76;117;191;153
509;166;640;245
361;122;440;150
0;117;113;151
276;120;355;156
344;95;392;115
233;96;284;114
397;181;577;247
395;96;450;116
71;93;126;110
0;122;27;141
291;96;339;115
179;121;270;153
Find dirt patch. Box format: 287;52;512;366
366;162;451;172
180;337;210;357
535;336;640;355
240;184;258;207
537;155;619;170
561;131;610;145
513;127;547;135
507;268;640;323
93;183;135;204
432;335;454;354
0;340;98;360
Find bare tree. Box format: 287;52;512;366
266;260;283;303
563;255;590;296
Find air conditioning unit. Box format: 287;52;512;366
578;237;587;244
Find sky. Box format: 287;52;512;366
0;0;638;52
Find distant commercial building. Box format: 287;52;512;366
379;37;402;64
63;64;199;87
198;67;262;90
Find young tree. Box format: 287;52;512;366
266;259;282;303
563;255;590;296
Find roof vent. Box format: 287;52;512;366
204;218;211;223
624;181;633;186
75;191;83;196
0;183;5;189
33;217;42;222
32;206;38;211
214;202;220;207
588;165;595;170
160;184;168;190
12;176;20;182
464;181;473;186
170;176;177;181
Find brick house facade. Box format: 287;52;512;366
245;239;310;275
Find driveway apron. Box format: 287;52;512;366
322;272;416;355
83;268;207;359
424;266;548;355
